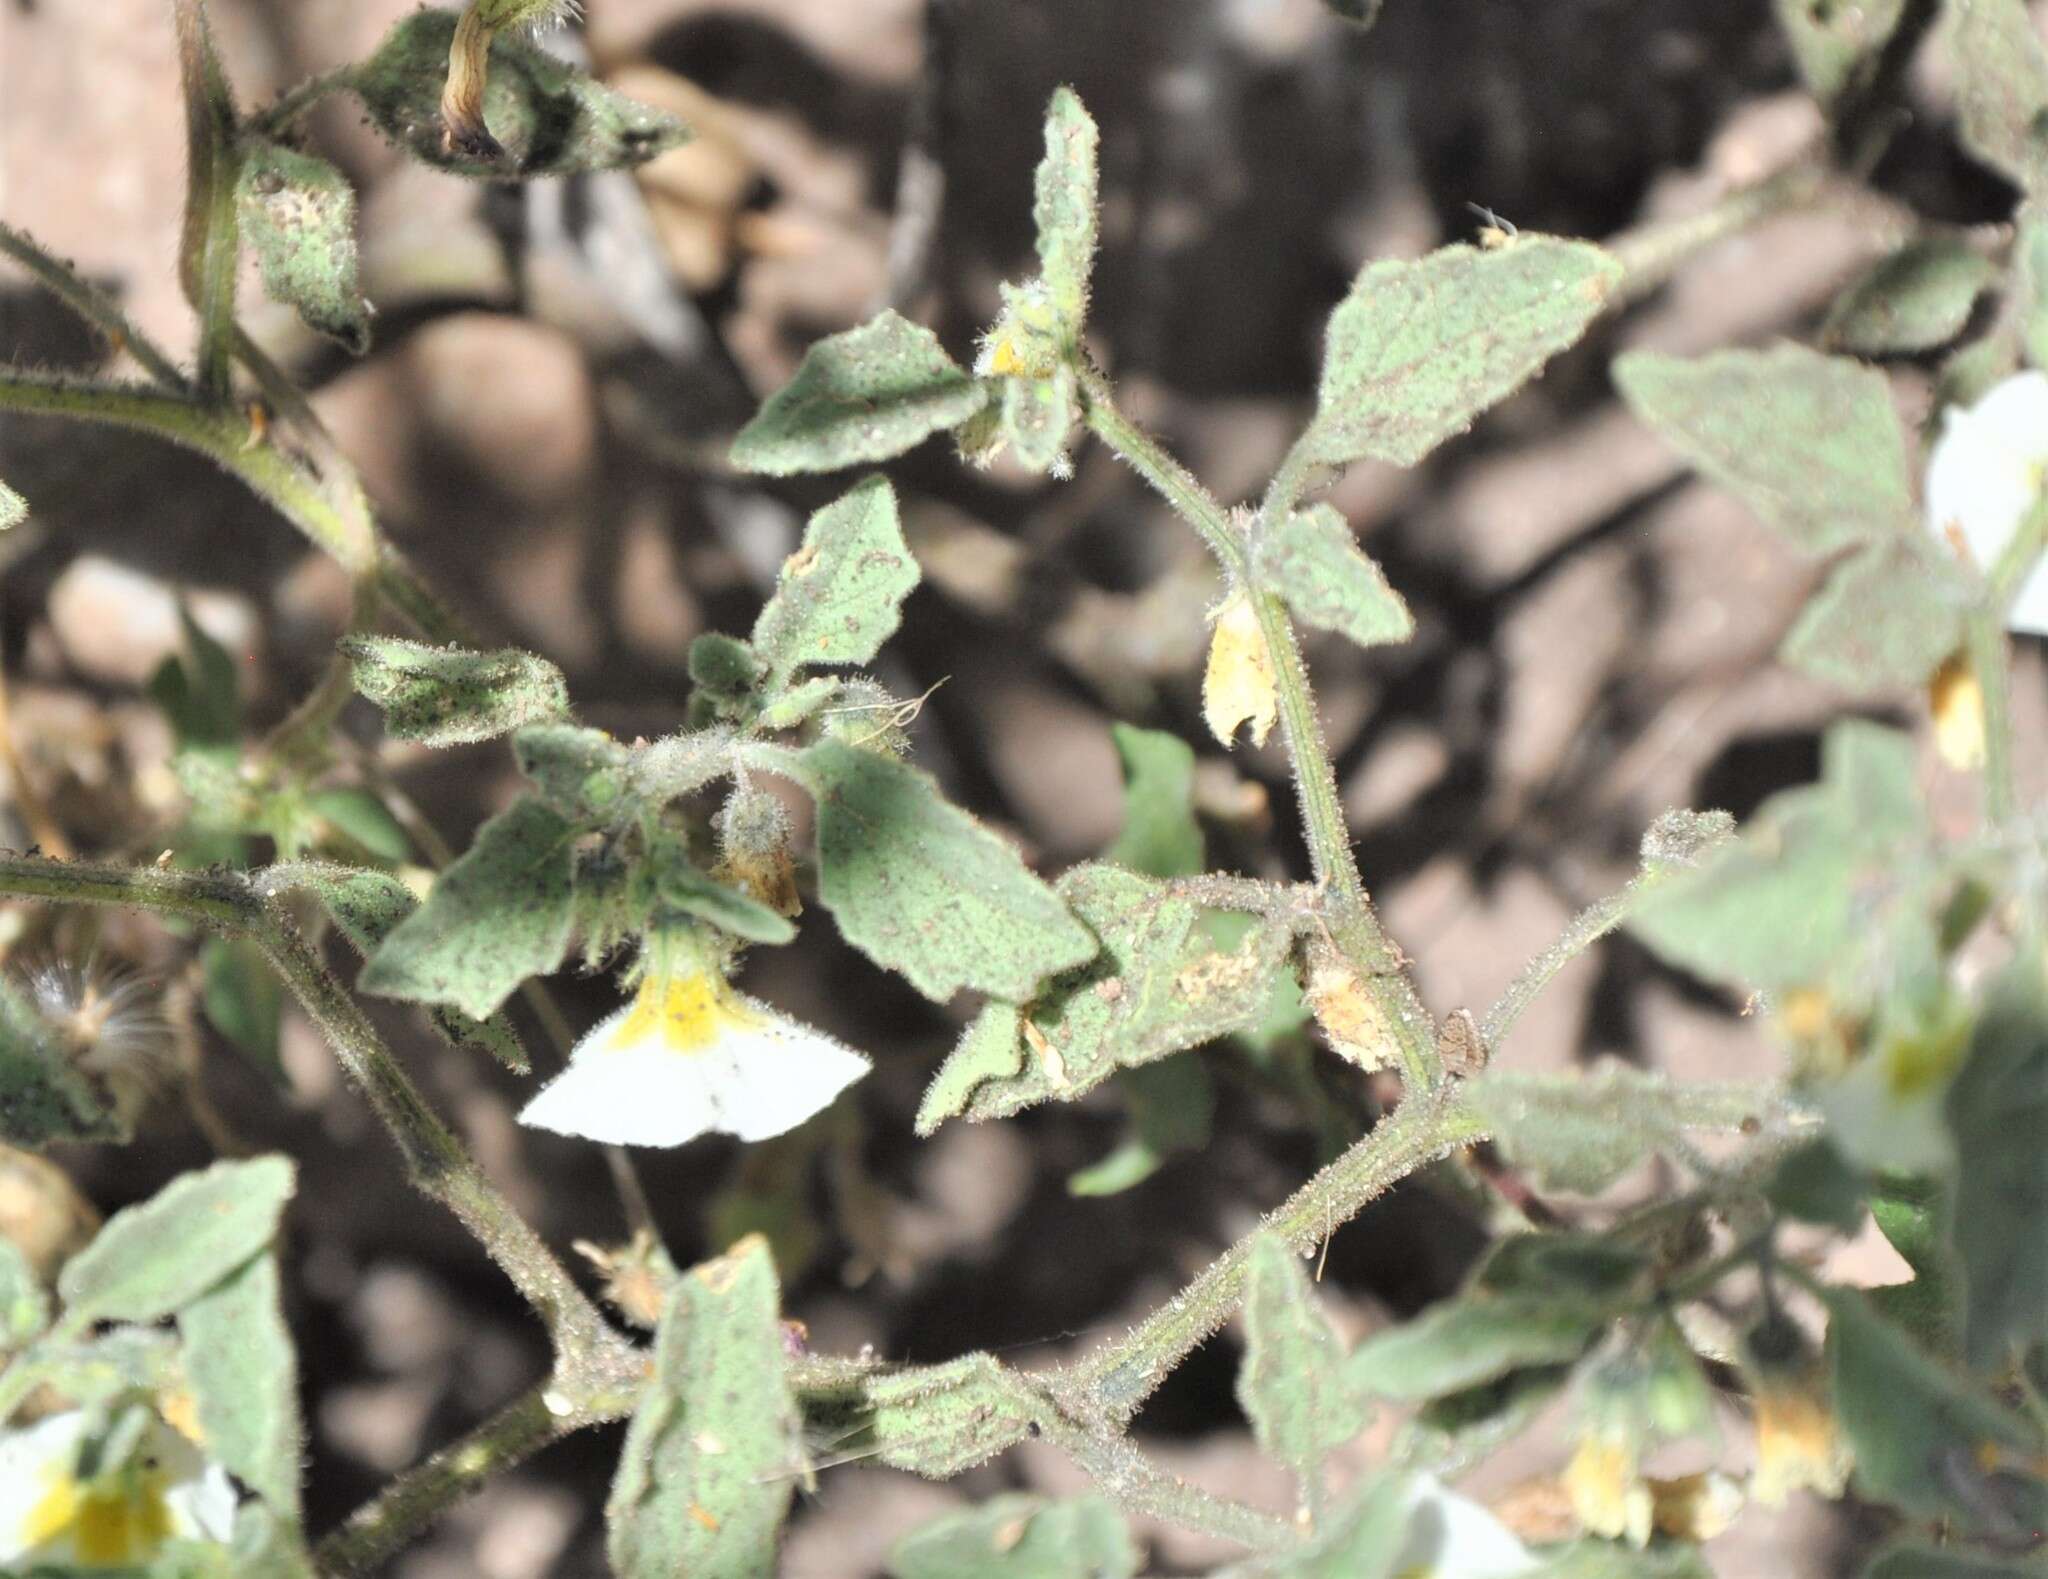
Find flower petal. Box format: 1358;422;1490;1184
1926;371;2048;636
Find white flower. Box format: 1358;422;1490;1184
0;1408;235;1569
1391;1474;1539;1579
519;965;869;1148
1925;370;2048;635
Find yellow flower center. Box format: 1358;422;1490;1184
23;1464;176;1565
615;971;757;1054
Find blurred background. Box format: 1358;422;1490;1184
2;0;2044;1573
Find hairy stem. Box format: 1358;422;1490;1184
1077;370;1440;1089
172;0;241;403
0;854;621;1369
0;222;190;393
1606;151;1831;305
1055;1083;1484;1424
1042;1417;1296;1550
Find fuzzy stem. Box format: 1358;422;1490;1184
0;854;622;1369
1040;1417;1296;1550
171;0;241;404
1605;151;1832;305
1076;370;1440;1089
1055;1083;1483;1423
0;222;190;393
250;65;360;139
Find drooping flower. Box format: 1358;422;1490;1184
519;947;868;1148
0;1408;235;1570
1925;370;2048;635
1749;1370;1851;1507
1203;588;1279;748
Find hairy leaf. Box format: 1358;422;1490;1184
273;862;527;1069
1629;721;1926;994
654;857;798;946
1033;87;1101;334
1289;238;1619;477
1255;504;1414;649
1212;1475;1409;1579
752;477;919;681
1000;367;1078;475
343;637;569;747
929;864;1291;1124
915;1003;1024;1136
1827;1287;2048;1535
802;739;1096;1001
861;1354;1041;1477
353;10;687;178
236;140;370;354
1462;1065;1779;1194
59;1156;294;1327
608;1237;800;1577
1349;1293;1607;1401
182;1251;302;1517
1614;344;1913;554
1780;533;1974;690
1239;1234;1370;1496
360;796;578;1019
514;725;632;818
732;312;989;475
306;787;411;864
1823;238;1998;354
889;1495;1136;1579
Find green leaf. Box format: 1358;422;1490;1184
888;1495;1137;1579
1780;533;1974;690
1949;0;2048;193
1774;0;1908;105
999;367;1078;475
360;796;578;1019
1212;1475;1409;1579
1475;1233;1649;1300
860;1353;1041;1477
688;633;766;701
1461;1064;1777;1194
801;739;1096;1001
305;787;411;864
352;10;687;178
201;936;283;1078
1614;344;1914;554
236;140;370;355
608;1237;801;1578
0;976;127;1146
1288;238;1620;477
1826;1287;2047;1535
181;1251;302;1517
1397;1366;1574;1476
1239;1234;1371;1497
1869;1173;1959;1353
1766;1139;1870;1232
1864;1542;2048;1579
343;637;569;748
513;724;632;819
731;312;989;476
1105;723;1204;879
1348;1294;1607;1402
1823;238;1999;354
915;1002;1024;1137
757;675;841;731
0;1236;48;1349
148;604;242;759
1067;1054;1215;1196
270;862;527;1070
655;856;798;946
58;1156;294;1327
751;477;919;682
1032;87;1101;335
1628;720;1926;993
927;864;1292;1124
1944;963;2048;1370
1255;504;1414;650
